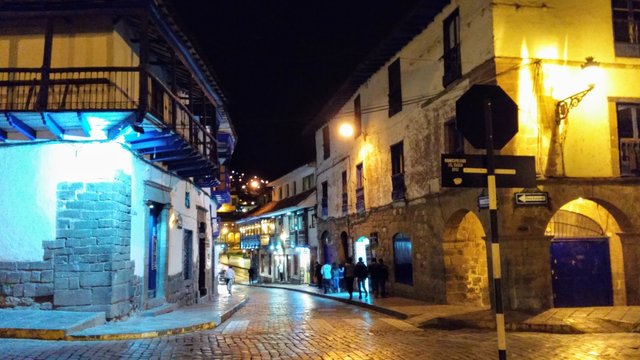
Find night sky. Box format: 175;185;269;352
167;0;420;180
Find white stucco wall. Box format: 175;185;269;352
0;141;214;280
0;141;133;262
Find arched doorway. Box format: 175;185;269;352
340;231;350;263
443;210;490;306
546;198;624;307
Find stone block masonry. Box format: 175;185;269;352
0;259;54;309
51;173;136;320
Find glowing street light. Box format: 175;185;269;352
339;122;354;138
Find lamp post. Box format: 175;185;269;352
556;57;600;121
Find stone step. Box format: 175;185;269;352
0;309;106;340
140;302;177;317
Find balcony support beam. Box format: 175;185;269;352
42;112;64;139
0;128;7;142
7;113;36;140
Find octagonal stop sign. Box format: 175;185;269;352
455;84;518;150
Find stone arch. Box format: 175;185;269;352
546;197;627;306
442;209;490;307
340;231;349;263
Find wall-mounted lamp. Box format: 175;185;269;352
556;57;600;121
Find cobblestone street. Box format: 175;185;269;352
1;287;639;359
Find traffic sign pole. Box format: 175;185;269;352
484;99;507;360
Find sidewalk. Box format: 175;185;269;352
0;285;248;341
253;282;640;334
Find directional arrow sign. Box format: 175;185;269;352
514;191;548;206
441;154;536;188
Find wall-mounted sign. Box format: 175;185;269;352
514;191;549;206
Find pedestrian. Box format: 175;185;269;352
344;257;356;300
338;263;345;292
355;257;368;299
331;262;340;292
368;257;380;298
314;261;322;288
248;266;255;284
378;258;389;297
321;262;332;294
277;262;284;282
224;265;236;295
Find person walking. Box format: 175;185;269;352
378;258;389;297
314;261;322;288
368;257;380;298
344;257;356;300
320;262;332;294
355;257;368;299
248;267;255;284
331;262;340;292
224;265;236;295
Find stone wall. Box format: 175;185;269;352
52;176;135;319
166;272;197;305
0;259;54;309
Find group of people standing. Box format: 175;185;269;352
315;256;389;300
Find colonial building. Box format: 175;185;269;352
0;0;235;319
311;0;640;311
237;163;317;284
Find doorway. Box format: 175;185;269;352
551;238;613;307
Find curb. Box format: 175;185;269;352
251;284;407;319
67;297;249;341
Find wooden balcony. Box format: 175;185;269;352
620;138;640;176
0;66;227;187
391;172;406;201
356;187;365;213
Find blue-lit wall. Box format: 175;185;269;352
0;142;133;262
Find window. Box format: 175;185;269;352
390;141;405;201
388;59;402;117
322;125;331;159
341;170;348;215
293;181;297;195
321;181;328;217
278;187;283;200
302;174;314;191
183;230;193;280
355;163;365;212
613;0;640;56
393;233;413;285
354;94;362;136
445;118;464;154
285;183;290;198
617;103;640;175
443;9;461;87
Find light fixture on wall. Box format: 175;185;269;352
556;57;600;121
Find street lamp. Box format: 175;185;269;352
556;56;600;121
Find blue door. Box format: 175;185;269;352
550;238;613;307
148;204;162;298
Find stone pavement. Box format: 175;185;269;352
253;282;640;334
1;280;639;342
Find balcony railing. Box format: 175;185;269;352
0;67;139;111
355;187;365;213
620;138;640;176
391;172;406;201
341;192;348;215
321;197;328;217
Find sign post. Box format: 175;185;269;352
455;84;519;360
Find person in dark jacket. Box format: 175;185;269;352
368;257;380;298
354;257;368;299
378;258;389;297
343;257;356;300
314;261;322;287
